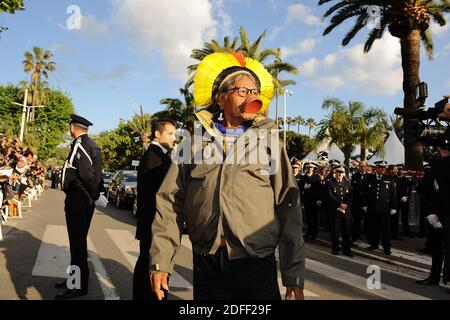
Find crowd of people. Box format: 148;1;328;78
0;133;47;215
294;154;438;256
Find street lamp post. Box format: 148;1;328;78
283;89;293;147
11;89;46;142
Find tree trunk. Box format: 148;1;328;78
360;143;367;161
308;127;311;137
275;92;279;126
297;124;300;134
400;29;423;170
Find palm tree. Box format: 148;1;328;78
316;97;388;166
305;118;317;137
294;116;305;134
22;46;56;122
389;114;404;142
160;79;196;133
318;0;450;169
128;105;152;151
286;117;294;131
357;109;390;160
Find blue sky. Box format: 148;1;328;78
0;0;449;135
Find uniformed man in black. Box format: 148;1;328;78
364;160;397;255
417;136;450;287
133;119;176;300
299;162;319;239
325;165;353;256
55;114;103;299
292;164;301;187
312;164;329;229
396;164;413;238
350;160;368;242
418;164;433;253
388;164;402;240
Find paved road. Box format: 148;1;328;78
1;186;449;300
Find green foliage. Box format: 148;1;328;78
128;105;152;150
44;145;71;169
0;84;74;159
283;131;315;161
0;83;21;136
93;120;142;172
0;0;24;13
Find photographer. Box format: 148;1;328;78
416;135;450;287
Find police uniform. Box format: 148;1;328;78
325;167;353;256
350;170;368;241
299;163;319;239
56;114;102;299
364;161;397;254
396;165;413;237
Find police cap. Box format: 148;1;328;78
70;114;93;128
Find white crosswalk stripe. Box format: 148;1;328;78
32;225;120;300
105;229;192;288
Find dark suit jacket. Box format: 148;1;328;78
364;174;397;214
135;144;171;241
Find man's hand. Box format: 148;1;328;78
285;287;304;300
340;203;348;210
150;271;169;300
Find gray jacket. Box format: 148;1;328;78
150;110;305;288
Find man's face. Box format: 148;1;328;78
398;168;405;176
69;124;76;139
359;162;367;173
390;167;398;176
293;167;300;175
335;171;344;180
306;166;314;174
156;124;177;149
438;147;450;158
219;76;260;123
376;166;385;175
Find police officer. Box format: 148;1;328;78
299;162;319;239
293;164;301;186
351;160;368;242
364;160;397;255
417;136;450;287
388;164;402;240
312;164;329;230
397;164;413;238
55;114;103;299
325;165;353;256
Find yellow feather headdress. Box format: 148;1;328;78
193;51;274;114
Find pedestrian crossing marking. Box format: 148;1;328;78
306;258;430;300
32;225;70;278
32;225;120;300
105;229;192;289
87;237;120;300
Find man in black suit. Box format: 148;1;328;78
133;119;176;300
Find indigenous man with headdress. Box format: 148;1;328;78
149;51;305;300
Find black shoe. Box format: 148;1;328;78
54;289;88;300
367;245;378;251
416;277;439;286
343;251;354;258
392;237;403;241
331;249;339;255
384;249;392;255
54;280;67;289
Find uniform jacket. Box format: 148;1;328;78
325;177;353;214
62;134;102;201
135;143;171;241
364;174;397;213
350;171;367;206
150;110;305;288
299;173;318;207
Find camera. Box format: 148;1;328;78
394;82;450;151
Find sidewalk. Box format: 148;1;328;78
309;226;432;274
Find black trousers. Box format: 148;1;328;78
368;211;391;250
328;209;352;252
64;190;95;291
391;212;400;238
193;247;281;300
429;227;446;280
400;202;411;235
133;238;159;300
305;203;319;237
351;202;363;241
